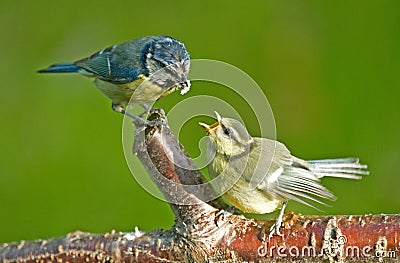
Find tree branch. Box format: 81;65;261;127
1;112;399;262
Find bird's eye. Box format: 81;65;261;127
222;126;231;136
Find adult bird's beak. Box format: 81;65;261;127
179;78;191;95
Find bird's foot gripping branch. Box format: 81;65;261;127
1;112;399;263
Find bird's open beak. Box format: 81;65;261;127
199;121;220;133
214;111;222;122
199;112;223;133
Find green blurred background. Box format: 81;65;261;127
1;1;399;243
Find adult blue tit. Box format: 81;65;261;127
38;36;190;121
200;113;369;237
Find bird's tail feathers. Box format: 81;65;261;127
269;158;368;211
308;157;369;180
38;62;81;73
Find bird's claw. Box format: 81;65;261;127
268;201;288;240
138;105;165;119
149;107;165;116
138;104;163;117
268;217;284;239
112;104;163;127
132;118;163;129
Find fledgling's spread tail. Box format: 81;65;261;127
308;157;369;180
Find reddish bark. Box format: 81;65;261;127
1;112;399;262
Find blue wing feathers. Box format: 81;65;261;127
38;62;81;73
38;37;159;82
74;43;144;83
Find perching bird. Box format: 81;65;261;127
200;113;368;237
38;35;190;122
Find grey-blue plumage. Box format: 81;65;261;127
38;36;191;116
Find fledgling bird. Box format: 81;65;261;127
38;35;191;122
200;113;369;237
